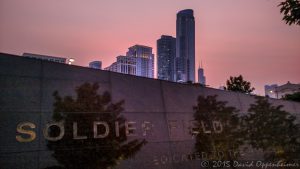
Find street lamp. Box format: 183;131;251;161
68;58;75;65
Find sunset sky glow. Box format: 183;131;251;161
0;0;299;94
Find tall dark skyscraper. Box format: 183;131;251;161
175;9;195;82
198;62;206;85
157;35;176;81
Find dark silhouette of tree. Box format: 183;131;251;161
283;92;300;102
193;95;243;168
243;97;300;162
225;75;255;94
193;95;300;167
279;0;300;25
46;83;146;169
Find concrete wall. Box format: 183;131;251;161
1;53;300;169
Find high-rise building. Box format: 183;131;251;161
116;55;136;75
198;63;206;85
89;61;102;69
157;35;176;81
126;45;154;78
175;9;195;82
104;56;136;75
105;45;154;78
104;62;118;72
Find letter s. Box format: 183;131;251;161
16;122;36;142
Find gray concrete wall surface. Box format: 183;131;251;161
1;53;300;169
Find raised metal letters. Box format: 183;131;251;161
43;121;65;141
93;121;109;138
16;119;224;143
73;122;87;140
16;122;36;143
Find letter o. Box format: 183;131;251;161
43;121;65;141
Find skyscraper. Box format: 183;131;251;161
175;9;195;82
104;62;118;72
105;45;154;78
104;56;136;75
126;45;154;78
116;55;136;75
198;62;206;85
157;35;176;81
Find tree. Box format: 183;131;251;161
225;75;255;94
192;95;300;166
46;82;146;169
193;95;243;168
283;92;300;102
279;0;300;25
243;97;300;161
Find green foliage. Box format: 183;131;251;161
283;92;300;102
279;0;300;25
243;96;300;161
225;75;255;94
193;95;242;166
193;95;300;165
47;82;146;169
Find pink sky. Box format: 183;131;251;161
0;0;299;94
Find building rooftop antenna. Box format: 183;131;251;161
201;60;203;69
198;60;203;69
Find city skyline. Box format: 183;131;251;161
1;0;300;94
